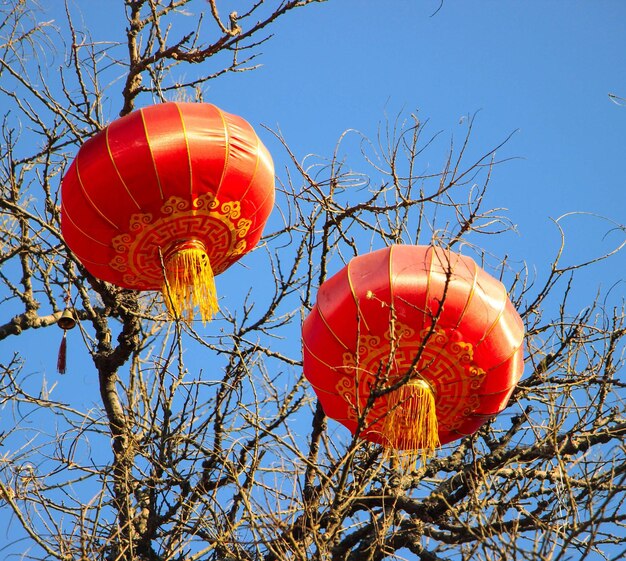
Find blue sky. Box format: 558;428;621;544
203;0;626;300
63;0;626;289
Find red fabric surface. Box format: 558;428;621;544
61;102;275;290
302;245;525;447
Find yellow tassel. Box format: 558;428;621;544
381;378;439;467
162;240;218;324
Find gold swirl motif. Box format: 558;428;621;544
337;324;486;432
111;233;132;253
109;255;128;268
191;194;218;212
233;239;248;255
162;197;189;214
336;376;356;401
109;193;249;288
128;213;153;234
220;201;242;220
448;340;472;365
357;334;381;359
236;219;252;239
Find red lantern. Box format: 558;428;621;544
61;102;275;322
302;245;524;458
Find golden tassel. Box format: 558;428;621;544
381;378;439;467
162;239;218;324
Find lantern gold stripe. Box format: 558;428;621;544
174;103;194;199
315;303;351;351
453;255;478;330
214;105;230;199
139;107;165;200
61;204;111;255
476;281;508;347
105;125;142;210
347;258;371;333
75;151;120;230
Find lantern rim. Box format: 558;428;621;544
162;238;208;264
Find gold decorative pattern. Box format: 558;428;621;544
109;192;251;289
338;324;486;431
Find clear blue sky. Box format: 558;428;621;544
68;0;626;296
207;0;626;298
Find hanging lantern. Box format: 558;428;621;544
302;245;525;460
61;102;275;322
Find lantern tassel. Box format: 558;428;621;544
162;241;218;324
382;378;439;466
57;331;68;374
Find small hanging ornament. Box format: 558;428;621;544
56;307;76;374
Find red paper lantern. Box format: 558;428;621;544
302;245;524;457
61;102;274;322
